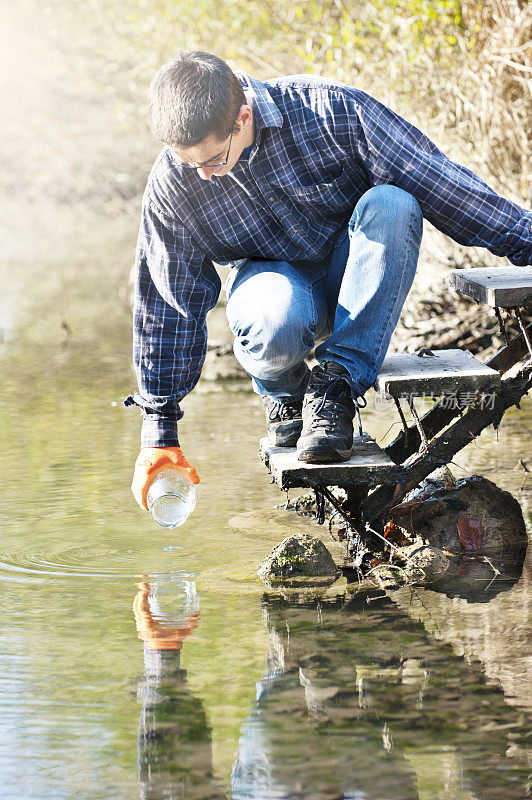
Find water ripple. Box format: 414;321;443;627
0;547;158;581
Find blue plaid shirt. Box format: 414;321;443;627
126;71;532;447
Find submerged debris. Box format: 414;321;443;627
278;474;527;593
276;489;345;518
370;545;452;590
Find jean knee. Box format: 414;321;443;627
235;314;315;379
352;185;423;235
227;289;315;379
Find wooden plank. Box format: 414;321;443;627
374;349;501;399
384;324;532;466
260;435;397;490
449;267;532;307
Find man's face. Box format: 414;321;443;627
172;104;253;181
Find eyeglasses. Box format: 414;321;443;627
179;127;235;170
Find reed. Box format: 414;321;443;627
59;0;532;203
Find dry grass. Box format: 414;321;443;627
51;0;531;207
447;0;531;203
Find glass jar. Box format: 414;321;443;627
147;469;197;528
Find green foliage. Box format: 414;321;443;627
55;0;530;202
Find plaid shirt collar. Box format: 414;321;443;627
236;70;283;133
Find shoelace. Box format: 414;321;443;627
308;372;366;438
267;400;302;422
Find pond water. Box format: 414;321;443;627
0;207;530;798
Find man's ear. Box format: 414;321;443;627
238;103;253;128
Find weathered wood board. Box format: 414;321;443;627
449;267;532;307
260;435;397;489
374;349;501;399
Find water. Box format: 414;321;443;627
0;288;529;798
0;203;530;798
147;470;198;528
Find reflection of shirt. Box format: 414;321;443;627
126;70;532;447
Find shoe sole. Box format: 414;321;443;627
296;444;352;463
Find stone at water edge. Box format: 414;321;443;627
390;475;527;555
258;534;339;586
371;545;453;590
401;544;453;584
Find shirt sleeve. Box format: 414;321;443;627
341;91;532;266
125;195;221;447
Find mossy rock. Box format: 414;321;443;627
258;534;339;587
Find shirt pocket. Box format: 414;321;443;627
288;166;355;214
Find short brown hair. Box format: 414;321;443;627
148;51;246;148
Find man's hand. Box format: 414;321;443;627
131;446;200;511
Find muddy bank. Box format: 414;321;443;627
258;475;527;600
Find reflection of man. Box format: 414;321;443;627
127;51;532;509
133;580;225;800
231;593;529;800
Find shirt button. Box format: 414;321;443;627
292;226;299;233
268;195;275;203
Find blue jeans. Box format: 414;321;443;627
225;185;423;400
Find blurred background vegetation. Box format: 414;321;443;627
52;0;531;205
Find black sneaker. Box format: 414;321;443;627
297;363;357;463
262;396;303;447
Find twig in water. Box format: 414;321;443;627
482;555;501;577
448;460;473;476
480;554;502;595
377;420;403;444
366;593;388;603
407;587;443;638
518;459;529;491
328;510;343;541
365;524;405;557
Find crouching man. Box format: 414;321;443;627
127;50;532;510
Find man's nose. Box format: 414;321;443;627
197;166;217;180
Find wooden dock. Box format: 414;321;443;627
449;267;532;308
259;266;531;526
260;434;396;490
374;349;500;399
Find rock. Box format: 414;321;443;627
391;475;527;555
371;545;453;590
400;544;453;584
371;563;407;591
258;534;339;587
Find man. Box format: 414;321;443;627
128;51;531;511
